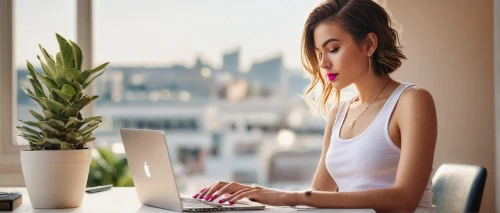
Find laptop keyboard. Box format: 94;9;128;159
181;198;219;208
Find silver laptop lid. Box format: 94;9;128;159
120;128;183;212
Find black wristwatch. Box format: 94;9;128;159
305;190;312;196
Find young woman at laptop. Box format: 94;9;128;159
194;0;437;212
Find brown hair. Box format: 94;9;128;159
301;0;406;118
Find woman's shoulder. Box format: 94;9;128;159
398;83;435;113
400;83;434;103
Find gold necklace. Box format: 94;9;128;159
349;80;391;130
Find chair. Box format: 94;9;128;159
431;164;487;212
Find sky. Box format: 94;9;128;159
16;0;324;71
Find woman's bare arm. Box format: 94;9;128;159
310;103;340;192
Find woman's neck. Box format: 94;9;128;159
353;73;393;105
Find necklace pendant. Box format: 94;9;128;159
349;121;355;130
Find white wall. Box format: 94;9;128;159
387;0;495;212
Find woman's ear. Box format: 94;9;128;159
365;32;378;56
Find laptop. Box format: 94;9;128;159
120;128;266;212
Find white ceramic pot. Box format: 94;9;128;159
20;149;92;209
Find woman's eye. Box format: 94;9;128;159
329;47;339;53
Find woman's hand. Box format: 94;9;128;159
193;181;297;206
193;181;251;202
222;185;296;206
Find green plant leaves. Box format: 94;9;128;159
41;119;65;131
21;34;105;150
39;122;61;136
21;86;47;109
76;70;91;85
40;97;65;115
19;120;41;130
61;84;77;96
78;136;96;146
56;52;63;67
90;62;109;75
37;55;55;79
39;44;56;76
66;131;83;142
87;148;134;187
17;126;40;136
51;91;69;105
52;89;72;104
64;117;79;128
21;133;42;142
61;142;74;150
56;33;75;69
71;80;84;94
65;68;81;84
77;116;102;130
29;110;45;121
69;40;83;70
34;72;59;91
62;95;99;117
79;121;100;135
26;61;43;88
44;137;63;144
83;70;105;89
29;78;46;98
43;109;67;122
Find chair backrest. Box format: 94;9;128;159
432;164;487;212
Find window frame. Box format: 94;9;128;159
0;0;94;186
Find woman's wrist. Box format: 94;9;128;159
285;191;306;206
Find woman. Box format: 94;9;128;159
194;0;437;212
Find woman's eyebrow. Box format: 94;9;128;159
315;38;340;50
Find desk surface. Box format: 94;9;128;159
0;187;375;213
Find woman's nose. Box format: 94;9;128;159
320;56;331;69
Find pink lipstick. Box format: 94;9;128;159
327;73;338;81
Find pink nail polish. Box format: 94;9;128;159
218;199;225;204
210;194;217;201
205;196;210;201
229;201;235;205
192;194;199;199
199;188;207;193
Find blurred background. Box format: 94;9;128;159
3;0;499;212
15;0;360;193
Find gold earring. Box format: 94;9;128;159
368;55;371;72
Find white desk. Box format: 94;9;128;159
1;187;375;213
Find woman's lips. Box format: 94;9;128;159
327;73;338;81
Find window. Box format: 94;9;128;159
6;0;362;190
91;0;329;190
15;0;77;145
0;0;80;187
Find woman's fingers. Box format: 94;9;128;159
210;182;249;202
192;187;207;199
198;181;228;200
226;189;258;205
196;183;218;200
219;188;255;204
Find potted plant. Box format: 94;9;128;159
16;33;108;209
87;147;134;187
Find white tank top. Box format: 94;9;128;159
325;83;435;210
